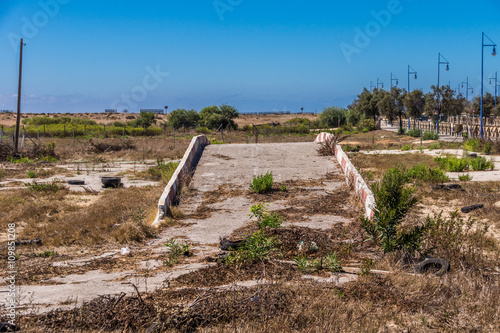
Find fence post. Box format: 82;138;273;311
37;130;40;146
63;124;66;137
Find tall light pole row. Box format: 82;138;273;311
489;72;500;108
480;32;497;138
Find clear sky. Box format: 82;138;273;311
0;0;499;114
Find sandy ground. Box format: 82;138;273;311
4;142;359;314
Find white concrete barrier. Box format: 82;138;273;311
153;135;210;226
334;143;375;219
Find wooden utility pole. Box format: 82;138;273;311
14;38;25;155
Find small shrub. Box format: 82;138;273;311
25;180;61;192
242;124;252;132
422;131;439;140
361;165;431;254
428;142;442;150
361;128;369;133
250;203;283;229
483;142;493;154
224;230;280;264
405;164;449;183
458;173;473;181
423;211;491;270
250;172;273;194
464;138;481;152
407;128;422;137
401;145;413;151
27;171;36;178
294;253;342;273
36;250;57;258
279;184;287;192
164;239;192;266
196;126;211;134
8;156;34;164
469;156;494;171
435;156;468;172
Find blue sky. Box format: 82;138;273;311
0;0;499;114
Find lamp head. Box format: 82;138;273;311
490;80;492;85
414;74;417;80
471;89;474;94
461;83;464;88
493;46;497;56
396;80;398;85
446;64;449;71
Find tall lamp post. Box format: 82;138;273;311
481;32;497;138
437;52;450;134
461;77;474;101
370;81;376;90
390;73;399;90
489;72;500;108
377;78;384;89
407;65;417;92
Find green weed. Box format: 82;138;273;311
224;230;281;264
24;181;61;192
164;239;192;266
458;173;473;181
464;138;481;152
422;131;439;140
250;171;274;194
250;203;283;229
469;156;494;171
401;145;413;151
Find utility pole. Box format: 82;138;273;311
14;38;25;156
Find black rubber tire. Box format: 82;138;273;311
0;322;20;332
220;238;244;251
101;177;122;188
469;153;478;158
461;204;484;213
414;258;450;276
68;180;85;185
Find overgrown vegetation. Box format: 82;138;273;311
435;155;494;172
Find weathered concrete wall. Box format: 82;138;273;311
153;135;210;226
334;143;375;219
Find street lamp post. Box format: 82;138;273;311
481;32;497;138
377;78;384;89
437;53;450;134
489;72;499;108
461;77;474;101
390;73;399;90
407;65;417;92
370;81;376;90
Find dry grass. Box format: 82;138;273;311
0;185;162;247
18;270;500;332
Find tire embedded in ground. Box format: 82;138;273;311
414;258;450;276
220;238;244;251
68;180;85;185
461;204;484;213
101;177;122;188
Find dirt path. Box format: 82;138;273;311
5;142;361;314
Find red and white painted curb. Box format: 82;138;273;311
153;135;210;226
334;143;375;219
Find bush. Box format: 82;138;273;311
435;156;468;172
407;128;422;137
224;230;280;264
422;131;439;140
401;145;413;151
164;239;192;266
250;203;283;229
469;156;494;171
464;138;481;152
458;173;473;181
405;164;449;183
25;180;61;192
295;253;342;273
242;124;252;132
196;126;211;134
250;172;273;194
318;106;347;128
428;142;442;150
423;211;490;270
146;160;179;184
361;165;430;254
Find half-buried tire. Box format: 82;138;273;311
68;180;85;185
414;258;450;276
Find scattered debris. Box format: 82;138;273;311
120;247;130;256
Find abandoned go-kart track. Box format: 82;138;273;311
1;129;500;332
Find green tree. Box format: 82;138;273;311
199;104;239;129
424;85;463;120
354;88;381;122
472;92;497;118
168;109;200;129
131;111;156;128
318;106;347;128
404;89;425;126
